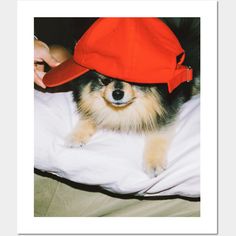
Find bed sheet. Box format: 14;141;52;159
34;90;200;197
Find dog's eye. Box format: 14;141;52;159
100;78;112;86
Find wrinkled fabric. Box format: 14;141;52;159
34;90;200;197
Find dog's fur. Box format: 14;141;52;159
67;18;200;177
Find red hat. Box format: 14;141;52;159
43;18;192;93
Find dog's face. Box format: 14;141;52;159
72;70;189;133
73;71;174;133
99;75;136;108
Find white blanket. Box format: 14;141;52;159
34;90;200;198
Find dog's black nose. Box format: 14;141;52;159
112;89;124;100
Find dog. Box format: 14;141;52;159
67;18;200;178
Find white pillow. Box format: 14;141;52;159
34;90;200;197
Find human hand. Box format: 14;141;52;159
34;39;59;88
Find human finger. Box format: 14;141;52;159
34;70;46;89
41;51;60;68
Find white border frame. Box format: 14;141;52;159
17;0;217;234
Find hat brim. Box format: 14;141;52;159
42;58;90;87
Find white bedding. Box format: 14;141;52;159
34;90;200;198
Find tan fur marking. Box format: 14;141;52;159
122;82;135;98
102;81;115;99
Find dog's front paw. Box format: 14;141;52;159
65;132;92;148
65;119;96;148
143;140;168;178
144;158;167;178
143;134;170;178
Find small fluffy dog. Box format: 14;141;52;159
67;18;200;177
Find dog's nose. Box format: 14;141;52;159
112;89;124;100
